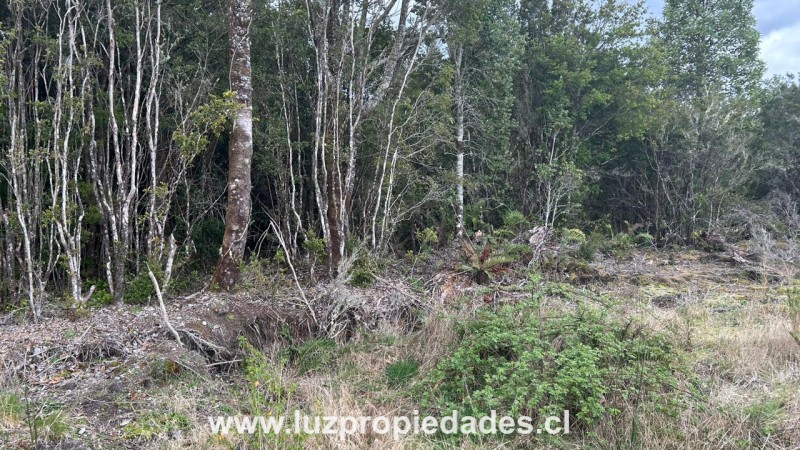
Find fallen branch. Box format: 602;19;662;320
269;222;318;327
146;262;183;346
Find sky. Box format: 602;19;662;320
641;0;800;77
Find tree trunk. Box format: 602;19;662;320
454;44;465;239
212;0;254;291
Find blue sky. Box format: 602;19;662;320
641;0;800;77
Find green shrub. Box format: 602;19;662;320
502;210;531;233
576;240;598;262
84;280;113;307
634;232;655;247
386;359;420;387
415;227;440;252
502;242;533;261
303;234;327;260
562;228;587;244
169;270;204;295
239;258;271;292
422;286;683;428
348;252;381;288
125;268;161;305
596;232;635;260
239;337;303;448
1;392;70;445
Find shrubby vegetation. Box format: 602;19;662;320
422;283;685;426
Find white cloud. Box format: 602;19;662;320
760;21;800;77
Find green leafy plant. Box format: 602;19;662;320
422;285;684;430
292;338;337;375
634;232;655;247
415;227;440;253
239;337;303;449
2;391;70;446
502;210;531;233
125;267;162;305
562;228;587;244
460;240;514;284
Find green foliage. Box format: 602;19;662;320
84;280;113;307
239;258;271;292
172;91;238;160
303;234;327;261
423;285;684;427
292;338;337;376
239;337;303;449
562;228;587;244
514;0;652;225
124;267;163;305
502;242;533;261
460;240;514;284
348;252;381;288
661;0;764;97
415;227;440;253
501;210;531;233
634;232;655;247
386;359;420;387
169;270;205;295
349;268;375;288
123;410;191;440
1;392;69;445
576;240;598;262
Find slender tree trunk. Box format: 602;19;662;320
212;0;254;291
454;44;465;239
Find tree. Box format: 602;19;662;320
513;0;652;227
648;0;765;237
439;0;521;237
212;0;254;291
661;0;764;97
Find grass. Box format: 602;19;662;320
123;409;192;440
0;392;70;447
3;247;800;449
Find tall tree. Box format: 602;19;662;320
513;0;651;227
440;0;521;237
661;0;764;97
212;0;254;291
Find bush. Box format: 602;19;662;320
634;232;655;247
422;285;683;428
415;227;439;253
562;228;587;244
576;240;598;262
84;280;113;307
502;210;531;233
124;268;161;305
591;232;635;260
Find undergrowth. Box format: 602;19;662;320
420;282;689;441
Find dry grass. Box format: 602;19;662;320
6;247;800;449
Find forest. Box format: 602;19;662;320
1;0;800;448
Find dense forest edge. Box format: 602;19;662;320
1;0;800;448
